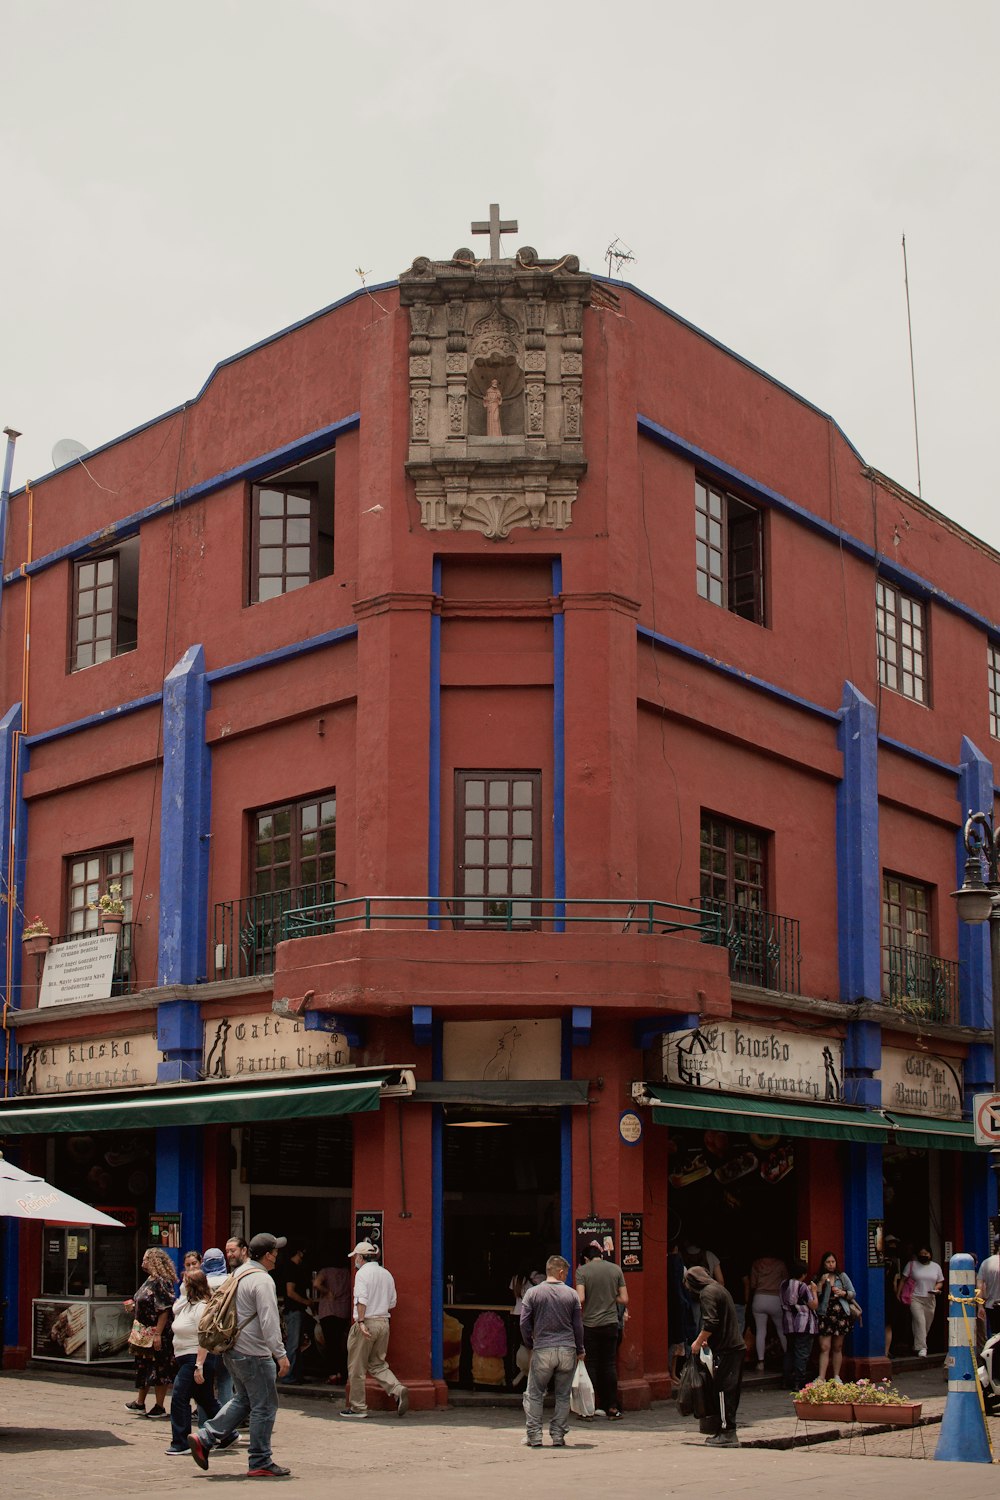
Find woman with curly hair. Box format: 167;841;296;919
124;1247;177;1418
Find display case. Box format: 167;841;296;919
32;1298;132;1363
34;1220;137;1364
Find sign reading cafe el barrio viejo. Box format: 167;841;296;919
202;1014;350;1079
663;1020;843;1103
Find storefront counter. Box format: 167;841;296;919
32;1298;132;1363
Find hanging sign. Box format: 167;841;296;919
354;1210;384;1260
880;1049;963;1120
663;1021;843;1103
148;1212;181;1250
619;1111;643;1145
575;1217;615;1266
20;1032;161;1096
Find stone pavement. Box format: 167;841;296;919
1;1363;996;1500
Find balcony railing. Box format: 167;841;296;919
55;923;136;996
700;899;802;995
884;945;960;1025
213;882;342;981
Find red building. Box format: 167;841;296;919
0;217;996;1398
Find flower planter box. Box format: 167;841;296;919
793;1400;853;1422
853;1402;922;1426
22;934;51;957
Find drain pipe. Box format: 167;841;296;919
0;427;21;623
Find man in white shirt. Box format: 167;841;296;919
978;1252;1000;1337
340;1239;409;1419
902;1246;944;1356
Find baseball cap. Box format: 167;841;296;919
249;1232;287;1259
349;1239;378;1258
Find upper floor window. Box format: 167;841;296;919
253;793;337;899
989;642;1000;738
876;579;927;703
70;538;139;672
66;843;134;933
249;450;334;603
694;478;764;624
455;772;540;928
700;813;766;913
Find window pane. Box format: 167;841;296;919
465;810;484;835
286;519;310;544
465;839;484;863
258;577;283;600
512;811;531;836
511;869;532;894
489;782;508;806
96;559;114;584
464;869;484;894
301;805;318;832
488;810;508;834
511;839;532;865
79;563;95;588
286;547;311;573
259;518;284;544
258;489;284;516
512;781;533;806
465;781;485;805
488;839;507;863
258;548;284;573
487;869;508;894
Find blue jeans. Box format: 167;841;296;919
783;1332;813;1388
170;1353;219;1447
200;1353;279;1471
281;1309;303;1382
523;1345;577;1443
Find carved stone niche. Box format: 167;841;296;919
399;246;590;540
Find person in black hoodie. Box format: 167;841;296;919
685;1265;744;1447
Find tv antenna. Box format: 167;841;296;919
605;237;635;278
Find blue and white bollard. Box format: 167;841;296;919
934;1252;991;1463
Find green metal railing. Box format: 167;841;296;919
700;899;802;995
213;882;340;980
884;945;959;1024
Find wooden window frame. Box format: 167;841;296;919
251;792;337;898
699;813;767;911
65;843;134;935
989;642;1000;739
250;482;319;604
881;871;932;994
694;477;765;625
876;578;928;703
71;554;119;671
454;771;542;929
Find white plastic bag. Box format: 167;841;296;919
570;1358;596;1418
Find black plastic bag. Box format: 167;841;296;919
676;1352;712;1418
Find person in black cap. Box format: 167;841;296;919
188;1232;292;1479
685;1265;744;1448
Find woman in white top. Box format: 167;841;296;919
901;1247;944;1356
165;1269;229;1456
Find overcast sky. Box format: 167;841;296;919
3;1;997;548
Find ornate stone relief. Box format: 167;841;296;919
399;245;590;540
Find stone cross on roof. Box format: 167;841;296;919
471;202;518;261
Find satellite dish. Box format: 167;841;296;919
51;437;88;469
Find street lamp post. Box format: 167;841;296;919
951;811;1000;1195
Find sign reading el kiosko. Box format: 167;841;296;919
202;1015;350;1078
21;1032;161;1095
663;1020;844;1103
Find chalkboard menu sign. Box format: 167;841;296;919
244;1120;352;1187
620;1212;643;1273
354;1210;384;1260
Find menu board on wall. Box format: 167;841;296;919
354;1211;384;1260
244;1121;352;1188
620;1213;643;1273
575;1217;615;1266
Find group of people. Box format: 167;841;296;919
126;1231;410;1480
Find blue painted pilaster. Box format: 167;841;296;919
962;1150;996;1263
552;559;565;931
836;683;881;1003
842;1142;885;1361
155;1126;203;1270
430;1020;443;1381
157;645;211;986
560;1017;573;1264
957;738;993;1031
157;999;202;1085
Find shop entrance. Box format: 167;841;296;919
883;1144;946;1354
442;1109;561;1390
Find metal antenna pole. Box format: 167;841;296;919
902;234;923;499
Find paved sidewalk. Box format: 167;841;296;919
0;1364;992;1500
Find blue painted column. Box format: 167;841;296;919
560;1017;573;1265
552;559;565;931
430;1020;443;1381
836;682;881;1003
156;646;211;1083
957;737;993;1031
155;1127;203;1270
843;1025;885;1362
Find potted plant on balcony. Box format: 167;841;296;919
791;1378;858;1422
91;884;126;939
21;915;51;958
851;1377;922;1425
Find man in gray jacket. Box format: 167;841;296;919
519;1254;586;1448
188;1232;291;1479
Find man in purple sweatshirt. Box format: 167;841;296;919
519;1254;586;1448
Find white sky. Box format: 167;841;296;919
3;1;998;547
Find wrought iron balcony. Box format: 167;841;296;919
699;898;802;995
54;923;136;996
211;892;724;978
883;945;959;1025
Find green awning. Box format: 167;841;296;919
645;1085;889;1142
885;1112;978;1153
0;1071;391;1135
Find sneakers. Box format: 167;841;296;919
396;1387;410;1417
188;1434;210;1470
218;1432;245;1450
339;1409;368;1419
521;1436;542;1448
124;1400;146;1414
145;1404;168;1419
164;1445;188;1456
247;1464;291;1478
550;1438;567;1448
705;1431;740;1448
607;1408;623;1421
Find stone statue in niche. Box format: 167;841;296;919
483;379;503;436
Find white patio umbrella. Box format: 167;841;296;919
0;1154;124;1226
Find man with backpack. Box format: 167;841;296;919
188;1232;291;1480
